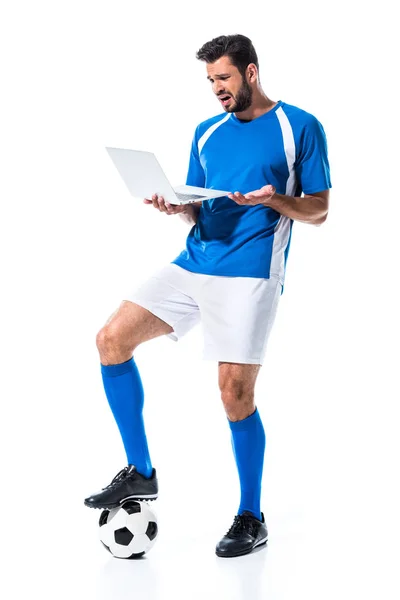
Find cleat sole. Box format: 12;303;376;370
84;496;158;510
216;537;268;558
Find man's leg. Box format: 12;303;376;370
215;361;269;557
85;300;173;508
97;300;174;474
218;362;265;521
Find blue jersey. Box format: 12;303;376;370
172;100;331;285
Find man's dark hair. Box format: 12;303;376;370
196;34;259;78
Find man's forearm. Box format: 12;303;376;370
179;203;201;226
263;193;328;225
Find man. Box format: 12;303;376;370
84;34;331;558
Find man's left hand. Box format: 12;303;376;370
228;184;276;206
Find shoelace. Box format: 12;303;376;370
103;467;130;490
226;514;257;538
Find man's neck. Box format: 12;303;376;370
235;96;278;122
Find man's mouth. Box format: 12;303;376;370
219;94;232;106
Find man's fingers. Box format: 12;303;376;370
158;196;168;212
233;192;245;202
144;194;184;214
228;191;244;202
152;194;161;209
164;202;182;215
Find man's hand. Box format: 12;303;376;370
228;184;276;206
143;194;187;215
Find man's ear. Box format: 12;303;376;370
247;63;258;83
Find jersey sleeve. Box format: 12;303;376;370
186;127;206;187
295;116;332;195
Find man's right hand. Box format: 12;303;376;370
143;194;188;215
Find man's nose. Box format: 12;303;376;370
214;82;226;95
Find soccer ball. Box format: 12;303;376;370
99;500;158;559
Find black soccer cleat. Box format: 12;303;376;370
84;464;158;509
215;511;268;558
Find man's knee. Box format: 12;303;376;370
221;388;255;422
96;325;134;362
220;374;251;402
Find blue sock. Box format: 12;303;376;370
101;357;153;478
228;408;266;521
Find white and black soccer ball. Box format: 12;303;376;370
99;500;158;559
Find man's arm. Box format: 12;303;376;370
229;187;330;226
262;189;329;226
179;201;202;226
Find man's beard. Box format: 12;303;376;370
226;77;253;113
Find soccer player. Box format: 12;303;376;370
84;34;331;558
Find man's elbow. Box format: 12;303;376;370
309;191;329;227
314;197;329;226
313;210;329;226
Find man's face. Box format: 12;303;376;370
206;56;253;113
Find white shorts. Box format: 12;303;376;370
124;264;282;365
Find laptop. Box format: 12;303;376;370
106;147;230;205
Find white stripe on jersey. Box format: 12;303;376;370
275;106;297;196
270;107;297;284
198;113;230;155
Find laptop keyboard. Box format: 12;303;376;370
175;192;207;201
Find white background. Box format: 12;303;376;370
1;1;399;599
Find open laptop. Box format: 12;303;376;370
106;147;230;205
